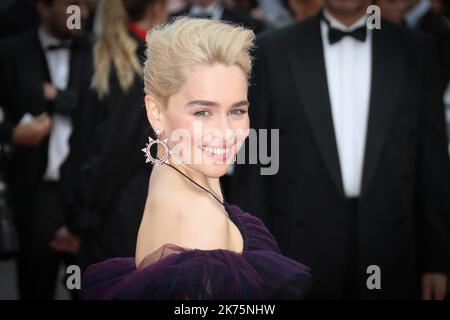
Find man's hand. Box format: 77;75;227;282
43;82;58;101
50;226;80;254
422;273;447;300
12;113;51;147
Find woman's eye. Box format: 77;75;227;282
229;109;247;116
194;110;211;117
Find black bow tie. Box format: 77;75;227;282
328;26;367;44
321;12;367;45
46;42;72;51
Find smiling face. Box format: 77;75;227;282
146;63;250;178
143;18;254;178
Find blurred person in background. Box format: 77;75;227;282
226;0;296;28
0;0;91;299
430;0;450;18
171;0;265;34
56;0;167;272
404;0;450;94
377;0;450;95
376;0;410;23
224;0;268;25
283;0;324;22
167;0;189;13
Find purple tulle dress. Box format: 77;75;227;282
80;203;312;300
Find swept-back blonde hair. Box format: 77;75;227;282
144;17;255;106
91;0;142;98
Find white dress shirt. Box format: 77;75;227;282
320;10;372;197
38;27;73;181
190;2;224;21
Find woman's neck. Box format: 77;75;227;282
165;158;223;202
153;144;223;201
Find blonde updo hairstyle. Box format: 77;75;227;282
143;17;255;107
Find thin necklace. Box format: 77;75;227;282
163;162;225;207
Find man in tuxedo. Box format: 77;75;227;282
170;0;265;33
231;0;450;299
0;0;91;299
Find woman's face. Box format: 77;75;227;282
157;63;250;178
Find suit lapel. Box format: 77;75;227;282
288;15;345;197
68;38;83;90
17;31;49;115
360;25;404;197
35;30;51;83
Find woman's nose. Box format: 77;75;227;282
204;116;234;144
219;116;235;141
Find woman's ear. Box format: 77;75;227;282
145;95;163;133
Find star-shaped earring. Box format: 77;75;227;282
141;135;170;165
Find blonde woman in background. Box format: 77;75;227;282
55;0;168;271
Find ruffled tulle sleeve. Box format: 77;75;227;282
225;204;282;253
80;204;312;300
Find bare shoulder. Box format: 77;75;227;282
167;193;230;250
136;191;230;262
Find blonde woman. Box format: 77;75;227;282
59;0;167;270
80;18;312;300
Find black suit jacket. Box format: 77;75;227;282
170;4;265;34
230;14;450;299
415;8;450;94
0;0;38;39
0;29;91;214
